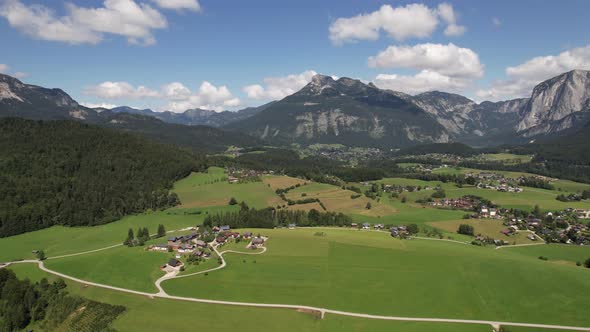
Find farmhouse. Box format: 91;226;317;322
575;209;590;219
242;232;252;239
252;237;265;246
148;244;169;252
362;223;370;230
167;258;183;268
288;223;296;229
194;240;207;248
216;236;227;244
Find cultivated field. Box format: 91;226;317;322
427;219;535;245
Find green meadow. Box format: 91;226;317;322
2;167;590;331
9;264;492;332
162;228;590;327
173;167;283;209
376;177;590;211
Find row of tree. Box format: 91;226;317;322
203;203;353;229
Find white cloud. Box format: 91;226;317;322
477;45;590;101
437;3;466;36
0;0;179;46
373;70;470;95
85;80;240;112
85;81;161;99
12;71;29;79
329;3;465;44
492;17;502;27
0;63;29;78
81;102;118;109
150;0;200;12
368;43;484;79
243;70;318;100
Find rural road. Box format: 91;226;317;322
4;254;590;331
3;234;589;331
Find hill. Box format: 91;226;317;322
0;118;203;237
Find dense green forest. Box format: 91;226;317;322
0;118;203;237
0;268;125;331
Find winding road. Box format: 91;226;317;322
3;235;589;331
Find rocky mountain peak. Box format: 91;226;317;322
517;69;590;134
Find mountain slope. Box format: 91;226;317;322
0;117;200;237
517;69;590;137
98;111;260;152
109;102;273;127
226;75;449;148
0;74;259;152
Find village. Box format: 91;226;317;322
149;226;267;271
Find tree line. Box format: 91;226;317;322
0;268;125;331
203;203;352;229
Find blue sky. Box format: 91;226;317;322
1;0;589;111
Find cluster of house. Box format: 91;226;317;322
430;196;481;210
149;231;211;260
476;182;523;193
227;168;273;184
502;208;590;245
478;206;503;219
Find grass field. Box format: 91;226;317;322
262;175;309;190
376;177;590;211
427;219;535;244
162;228;590;327
285;182;397;217
0;207;232;262
173;167;283;209
9;263;493;332
480;153;533;163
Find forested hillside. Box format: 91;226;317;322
0;118;202;237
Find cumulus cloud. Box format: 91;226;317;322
492;17;502;27
0;0;186;46
150;0;200;11
368;43;484;78
329;2;465;44
85;81;160;99
85;80;240;112
476;45;590;101
12;71;29;79
0;63;29;78
437;3;465;36
81;102;118;109
243;70;318;100
373;70;470;95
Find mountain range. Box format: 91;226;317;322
1;70;590;149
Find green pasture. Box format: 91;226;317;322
0;207;228;262
173;167;283;209
162;228;590;327
9;264;492;332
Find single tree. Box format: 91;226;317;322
228;197;238;205
36;250;46;261
157;224;166;238
584;258;590;269
365;202;372;210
